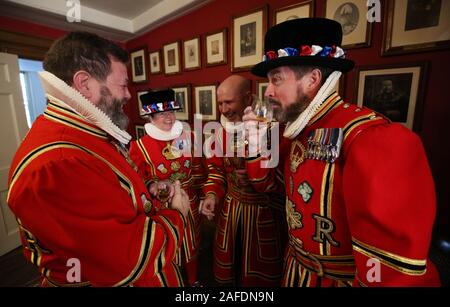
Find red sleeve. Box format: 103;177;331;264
8;151;185;286
191;156;207;192
246;127;290;194
202;155;226;200
129;139;152;184
343;123;440;286
202;133;226;200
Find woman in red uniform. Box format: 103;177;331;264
130;89;204;286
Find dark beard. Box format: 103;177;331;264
97;86;129;130
270;90;310;123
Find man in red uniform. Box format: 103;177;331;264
244;18;440;286
129;89;204;286
7;31;189;286
200;75;286;286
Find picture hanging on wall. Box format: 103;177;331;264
149;50;162;74
163;41;181;75
194;84;217;121
274;1;314;25
231;6;267;72
183;37;201;71
355;62;428;132
382;0;450;55
137;90;150;118
324;0;372;49
205;28;227;67
172;84;192;122
130;48;148;83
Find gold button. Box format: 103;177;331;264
343;103;350;108
144;201;152;214
355;108;361;112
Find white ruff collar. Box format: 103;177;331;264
144;120;183;141
38;71;132;144
220;115;244;133
283;71;341;139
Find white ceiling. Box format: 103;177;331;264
0;0;212;42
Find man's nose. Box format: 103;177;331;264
265;83;274;97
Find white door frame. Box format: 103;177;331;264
0;52;29;256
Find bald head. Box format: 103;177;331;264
217;75;252;122
218;75;251;97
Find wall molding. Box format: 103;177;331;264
0;29;54;60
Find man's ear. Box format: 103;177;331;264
72;71;93;99
304;68;322;97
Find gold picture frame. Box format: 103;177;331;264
130;48;148;83
382;0;450;56
163;41;181;75
205;28;227;67
274;1;314;25
183;36;201;71
324;0;372;49
256;80;268;100
149;50;162;74
136;90;149;118
172;84;192;122
355;62;428;132
194;84;217;121
231;6;267;72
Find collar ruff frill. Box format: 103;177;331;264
283;70;341;139
220;115;244;133
144;120;183;141
38;71;132;145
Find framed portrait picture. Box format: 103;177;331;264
183;37;201;71
163;41;181;75
194;84;217;121
274;1;314;25
382;0;450;56
172;85;191;122
136;90;150;118
149;50;162;74
355;62;428;132
256;80;268;100
130;48;148;83
205;28;227;67
135;125;145;140
324;0;372;49
231;6;267;72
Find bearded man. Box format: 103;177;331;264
7;31;189;287
244;18;440;287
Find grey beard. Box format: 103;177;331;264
97;87;129;130
271;95;310;123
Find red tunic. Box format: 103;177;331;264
7;100;186;287
129;128;204;283
247;92;440;287
204;125;286;286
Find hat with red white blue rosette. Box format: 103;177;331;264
251;18;354;77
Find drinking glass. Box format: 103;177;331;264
251;94;273;122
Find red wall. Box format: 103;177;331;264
1;1;448;238
126;0;450;238
0;15;67;39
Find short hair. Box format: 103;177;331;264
44;31;129;85
289;65;334;86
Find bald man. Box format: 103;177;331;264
200;75;286;286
